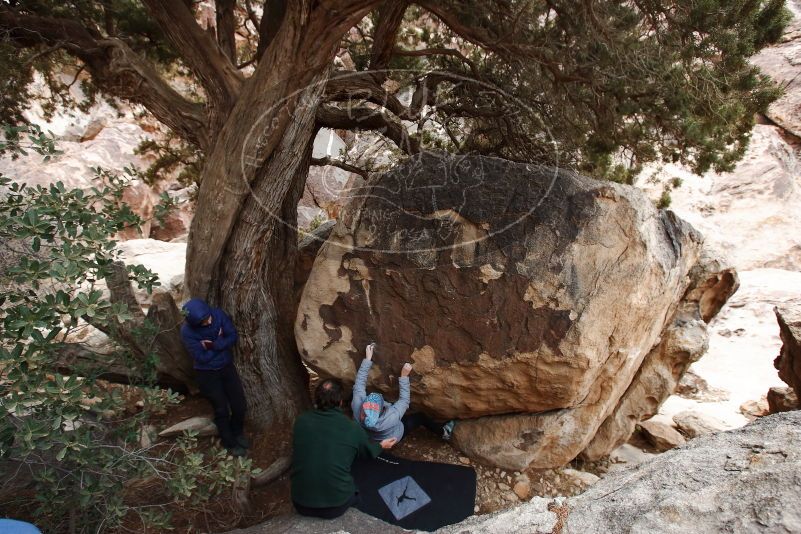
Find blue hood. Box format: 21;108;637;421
183;298;212;326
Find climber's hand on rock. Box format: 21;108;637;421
401;363;413;377
366;343;375;361
380;438;397;449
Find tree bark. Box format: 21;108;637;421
213;125;317;429
185;1;380;435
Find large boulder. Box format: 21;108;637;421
296;153;718;469
774;305;801;403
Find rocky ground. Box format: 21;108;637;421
231;411;801;533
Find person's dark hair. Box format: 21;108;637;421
314;379;344;410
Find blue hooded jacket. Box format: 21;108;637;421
180;298;238;371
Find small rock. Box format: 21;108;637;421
80;118;106;142
459;456;471;465
513;480;531;500
638;419;686;451
562;468;600;488
474;505;479;513
739;397;770;421
159;416;217;438
498;482;510;491
673;410;727;438
767;386;799;413
675;370;729;402
609;443;655;467
139;425;156;448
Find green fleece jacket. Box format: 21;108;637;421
291;407;382;508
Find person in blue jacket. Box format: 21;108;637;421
181;298;248;456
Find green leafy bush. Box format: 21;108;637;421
0;125;253;532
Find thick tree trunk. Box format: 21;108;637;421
214;125;318;429
183;1;378;435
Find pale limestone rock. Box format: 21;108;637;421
115;239;186;304
561;468;599;489
566;412;801;533
638;125;801;272
139;425;157;448
751;11;801;139
608;443;655;469
159;416;216;438
234;412;801;534
675;370;730;402
673;410;727;438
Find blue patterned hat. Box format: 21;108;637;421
360;392;384;429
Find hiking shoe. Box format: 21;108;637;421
235;435;250;449
226;445;247;457
442;420;455;441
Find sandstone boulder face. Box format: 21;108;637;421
774;305;801;402
295;220;336;299
581;246;737;459
297;153;707;469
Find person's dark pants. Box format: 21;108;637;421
401;412;445;441
195;363;246;449
293;493;360;519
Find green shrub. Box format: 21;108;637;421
0;125;253;532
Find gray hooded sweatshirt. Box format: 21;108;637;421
350;359;410;442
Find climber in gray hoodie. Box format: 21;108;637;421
351;343;454;443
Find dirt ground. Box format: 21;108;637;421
145;391;608;531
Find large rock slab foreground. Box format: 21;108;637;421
297;153;709;469
231;411;801;534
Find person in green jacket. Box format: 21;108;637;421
291;378;397;519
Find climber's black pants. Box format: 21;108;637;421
195;363;246;449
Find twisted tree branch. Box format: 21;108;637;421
0;9;209;148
